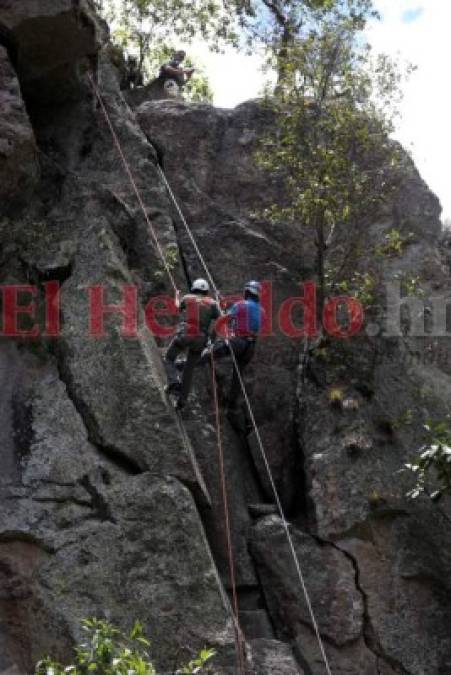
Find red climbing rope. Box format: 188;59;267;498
210;351;246;675
87;71;178;293
89;72;247;671
87;71;333;675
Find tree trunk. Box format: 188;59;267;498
276;26;292;85
316;215;326;322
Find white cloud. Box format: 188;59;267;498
191;1;449;222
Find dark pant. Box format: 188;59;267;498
165;333;206;404
204;337;256;404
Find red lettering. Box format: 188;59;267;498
323;296;364;338
279;282;318;338
260;280;274;337
145;295;177;338
2;285;40;337
89;285;138;337
43;281;61;337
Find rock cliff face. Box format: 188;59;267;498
1;2;451;674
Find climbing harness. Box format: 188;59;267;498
88;73;333;675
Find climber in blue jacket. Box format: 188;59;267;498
202;281;264;407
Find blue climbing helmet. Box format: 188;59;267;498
244;280;262;299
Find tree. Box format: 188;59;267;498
255;9;408;312
226;0;378;83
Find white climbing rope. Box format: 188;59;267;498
87;72;178;293
157;166;334;675
88;72;333;674
227;350;333;675
156;165;221;303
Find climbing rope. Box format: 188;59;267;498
88;74;246;671
88;74;333;675
158;166;334;675
157;165;220;303
225;350;333;675
210;352;247;675
87;72;178;293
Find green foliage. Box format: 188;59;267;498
228;0;378;59
327;385;345;404
392;409;414;430
312;346;331;361
35;619;216;675
36;619;155;675
405;422;451;501
185;70;214;103
255;6;408;307
154;243;180;281
374;228;413;257
393;272;425;298
177;649;217;675
330;271;376;308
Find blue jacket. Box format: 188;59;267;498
228;299;264;337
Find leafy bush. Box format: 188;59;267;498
374;228;413;257
405;422;451;501
154;243;180;281
35;619;216;675
332;271;377;308
394;272;425;298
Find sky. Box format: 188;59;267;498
190;1;450;223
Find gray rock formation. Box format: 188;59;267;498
0;45;39;207
0;4;234;673
137;95;451;674
1;2;451;674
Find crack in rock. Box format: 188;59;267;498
328;538;413;675
53;346;143;476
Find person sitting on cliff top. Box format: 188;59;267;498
158;50;194;96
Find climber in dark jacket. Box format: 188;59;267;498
201;281;264;407
159;50;194;89
165;278;220;409
125;56;143;89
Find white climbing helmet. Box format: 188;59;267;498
191;278;210;293
244;280;262;298
163;78;180;98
